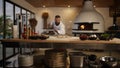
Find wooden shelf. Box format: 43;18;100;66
1;37;120;68
106;30;120;33
74;22;99;24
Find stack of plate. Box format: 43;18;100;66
18;55;33;67
45;49;67;68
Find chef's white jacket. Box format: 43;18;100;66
50;21;65;34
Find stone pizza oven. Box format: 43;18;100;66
72;0;105;35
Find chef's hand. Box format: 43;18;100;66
48;23;53;29
54;29;59;34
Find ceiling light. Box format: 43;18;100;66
68;5;71;8
43;5;46;8
94;5;96;7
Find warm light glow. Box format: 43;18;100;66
80;25;85;29
94;5;96;7
68;5;71;8
43;5;46;8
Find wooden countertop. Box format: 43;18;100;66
0;36;119;44
0;36;120;50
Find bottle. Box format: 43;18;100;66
22;24;27;39
23;24;27;33
28;27;31;37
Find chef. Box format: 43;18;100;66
49;15;65;35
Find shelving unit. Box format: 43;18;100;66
0;38;120;68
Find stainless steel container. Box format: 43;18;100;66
100;56;118;68
69;52;86;68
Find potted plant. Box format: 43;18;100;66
0;16;4;39
0;16;13;39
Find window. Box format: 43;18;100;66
27;11;31;25
0;0;3;39
31;13;35;18
5;2;13;39
0;0;3;60
15;6;21;25
22;9;27;25
0;0;35;62
5;1;14;57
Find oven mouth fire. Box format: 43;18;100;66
79;23;93;30
73;22;99;31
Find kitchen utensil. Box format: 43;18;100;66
89;62;102;68
89;34;97;40
69;52;86;68
100;56;118;68
88;54;97;61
